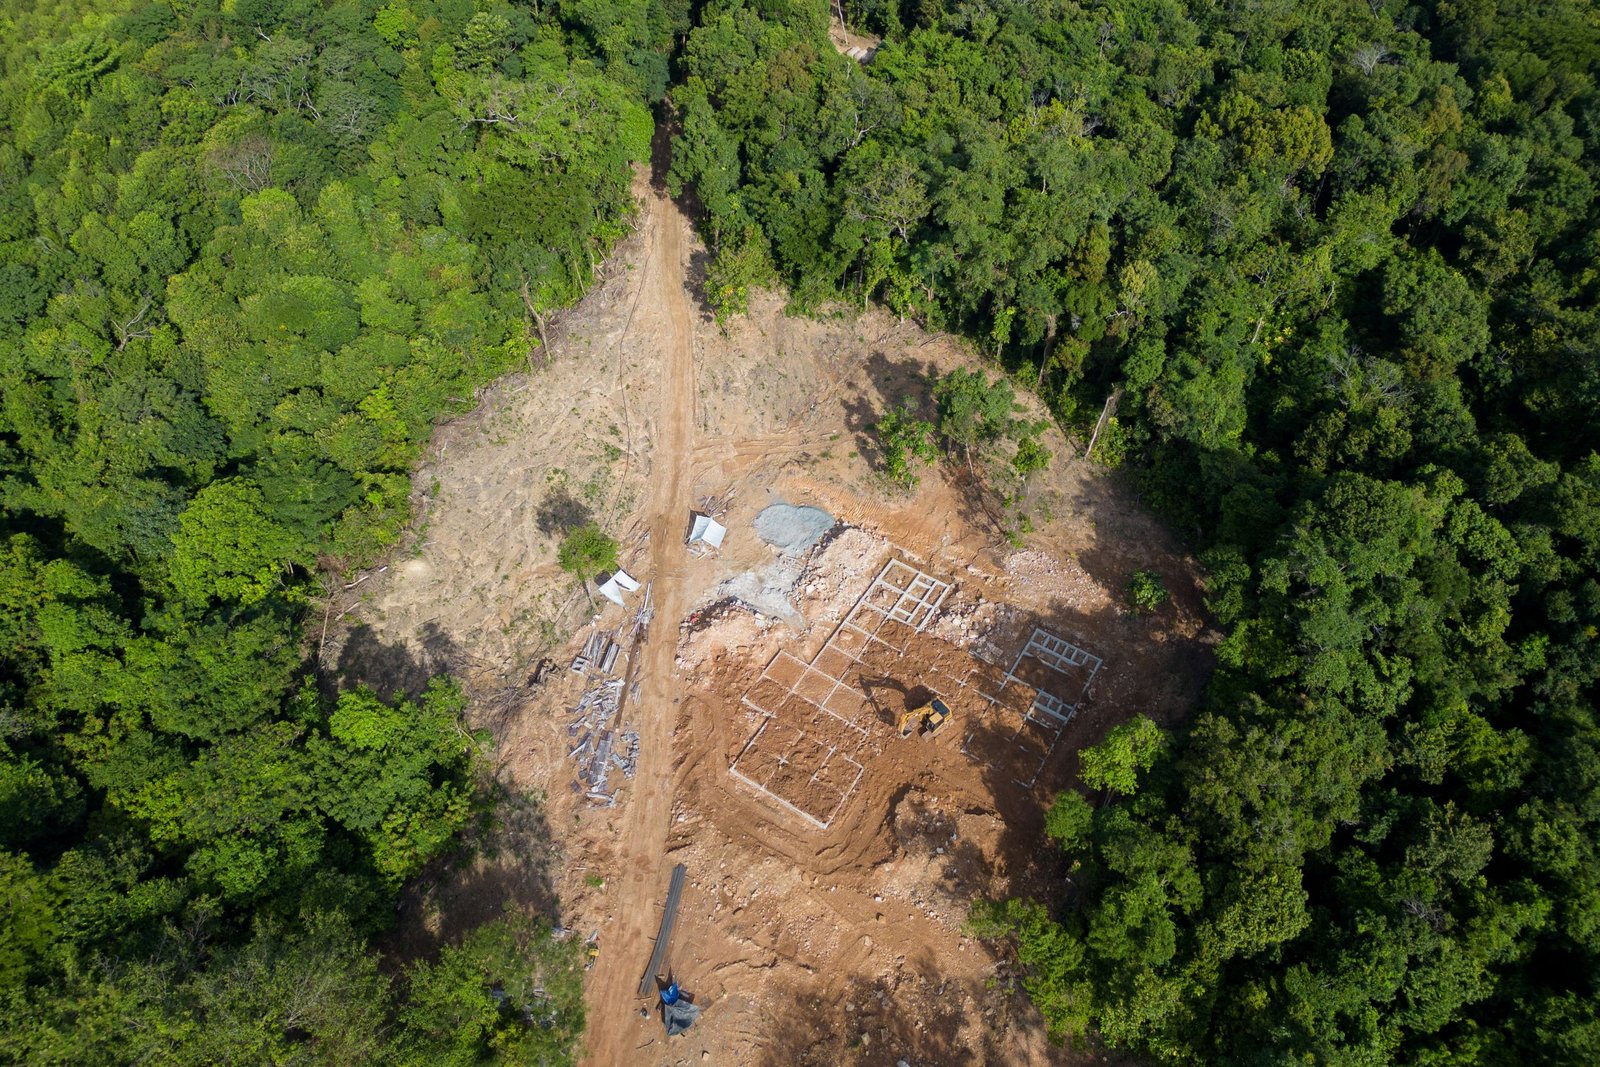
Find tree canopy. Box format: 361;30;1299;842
669;0;1600;1060
0;0;672;1059
5;0;1600;1060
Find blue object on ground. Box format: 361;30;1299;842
663;998;700;1035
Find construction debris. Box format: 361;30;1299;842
687;490;734;557
697;486;737;518
660;980;700;1036
711;565;807;631
630;582;655;639
639;864;688;996
573;628;625;679
565;678;638;804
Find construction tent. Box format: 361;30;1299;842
596;568;640;606
687;513;726;549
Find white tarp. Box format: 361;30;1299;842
688;514;726;549
597;568;638;606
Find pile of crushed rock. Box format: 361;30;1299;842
753;503;835;554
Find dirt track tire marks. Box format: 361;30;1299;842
580;189;697;1066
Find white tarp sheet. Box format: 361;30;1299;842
597;568;638;606
688;514;726;549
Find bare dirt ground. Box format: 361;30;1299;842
581;178;698;1066
333;169;1216;1065
828;14;882;61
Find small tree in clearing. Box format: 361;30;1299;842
1128;569;1169;614
1011;434;1052;482
874;398;937;488
1002;429;1054;541
705;226;774;329
932;367;1018;472
557;524;619;604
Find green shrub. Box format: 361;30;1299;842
1128;569;1169;613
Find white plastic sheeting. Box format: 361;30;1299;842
687;513;727;549
597;568;639;606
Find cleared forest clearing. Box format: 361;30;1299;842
337;176;1213;1066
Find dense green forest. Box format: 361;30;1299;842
666;0;1600;1061
0;0;668;1060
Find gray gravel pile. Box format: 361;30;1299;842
715;559;807;631
754;503;835;554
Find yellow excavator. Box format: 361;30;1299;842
899;696;953;739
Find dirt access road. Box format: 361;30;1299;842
581;187;696;1064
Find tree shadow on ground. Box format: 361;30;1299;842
649;100;678;193
749;969;1013;1067
686;246;716;322
945;462;1013;544
535;485;593;537
1043;455;1217;716
839;349;939;476
325;620;463;702
972;589;1216;891
684;586;1206;1064
928;597;1208;1065
755;979;979;1067
840;349;1015;541
980;596;1171;781
648;100;719;323
383;779;564;966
